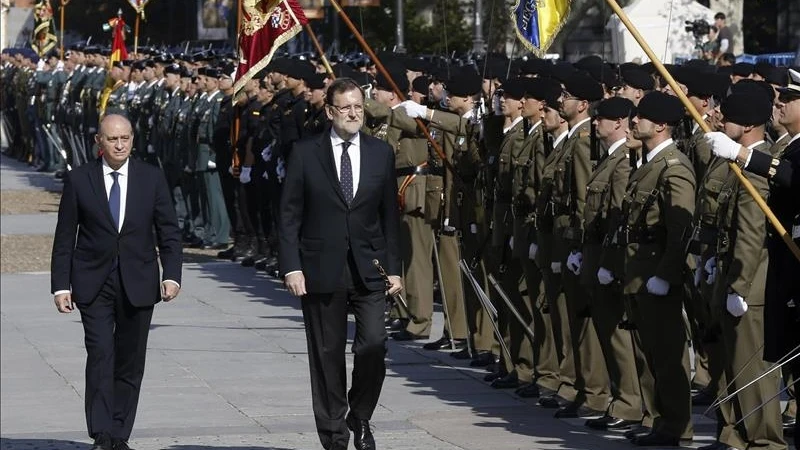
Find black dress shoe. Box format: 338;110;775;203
585;415;640;430
554;403;604;419
386;318;408;332
692;388;716;406
450;348;474;360
631;430;679;446
697;441;729;450
392;330;428;341
483;370;507;382
112;440;134;450
203;242;228;250
187;237;205;248
469;352;497;367
491;372;520;389
624;425;652;440
91;433;112;450
216;246;237;259
423;336;453;350
515;383;539;398
783;412;796;431
254;257;270;270
538;394;567;409
346;412;375;450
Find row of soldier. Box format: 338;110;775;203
1;45;796;449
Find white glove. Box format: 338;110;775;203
566;251;583;275
207;160;217;170
726;292;748;317
276;158;286;181
147;144;155;154
528;243;538;261
646;276;670;296
36;60;46;71
597;267;614;285
469;223;478;235
508;236;514;250
550;262;562;274
704;131;742;161
261;144;273;162
399;100;428;119
239;166;252;184
704;257;717;285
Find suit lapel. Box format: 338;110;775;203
120;159;135;234
89;159;117;232
314;133;347;205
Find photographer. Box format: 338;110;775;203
702;26;721;63
714;12;733;55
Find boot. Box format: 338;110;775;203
241;237;267;267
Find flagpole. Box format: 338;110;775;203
605;0;800;262
303;23;333;76
59;0;68;57
231;0;243;176
134;11;140;55
329;0;454;171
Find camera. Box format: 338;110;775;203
685;19;711;39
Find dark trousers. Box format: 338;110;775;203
77;268;154;441
301;253;387;450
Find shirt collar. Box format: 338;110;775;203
789;132;800;146
528;120;542;135
503;116;524;134
691;113;709;134
747;140;765;150
206;90;220;101
102;158;129;177
645;138;674;162
553;130;569;149
330;129;360;150
568;117;591;139
607;138;627;156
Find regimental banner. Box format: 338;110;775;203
31;0;58;56
233;0;308;103
511;0;571;57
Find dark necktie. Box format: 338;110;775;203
109;171;121;230
340;141;353;204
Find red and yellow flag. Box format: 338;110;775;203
108;17;129;66
233;0;308;103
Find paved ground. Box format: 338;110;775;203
0;154;791;450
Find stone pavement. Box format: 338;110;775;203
0;154;791;450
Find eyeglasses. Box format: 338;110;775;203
329;103;364;114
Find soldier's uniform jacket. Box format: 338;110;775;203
67;65;88;127
551;118;593;262
195;89;223;171
174;92;198;171
491;116;526;247
364;99;431;216
304;105;328;136
768;132;790;157
534;130;569;270
428;109;483;231
47;68;67;124
620;139;696;295
689;155;734;268
83;67;106;131
277;92;308;161
711;141;771;307
104;80;128;117
510;120;546;259
684;118;714;185
236;95;263;159
582;138;632;286
159;87;183;169
213;93;235;170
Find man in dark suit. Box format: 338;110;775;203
51;114;183;450
278;77;402;450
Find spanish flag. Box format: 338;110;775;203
511;0;571;56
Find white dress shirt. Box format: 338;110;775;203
568;117;592;139
607;138;627;156
552;130;569;149
103;158;129;232
330;129;361;197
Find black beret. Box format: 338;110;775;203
446;71;481;97
761;66;787;87
306;73;326;90
332;63;357;79
351;71;374;87
403;57;428;73
284;60;315;81
111;61;124;69
563;72;604;101
522;77;562;106
549;61;577;85
730;79;775;103
595;97;635;120
620;67;654;90
375;68;408;93
710;72;733;102
574;55;603;75
180;67;193;78
131;60;146;71
637;91;685;124
519;58;551;77
600;70;621;90
683;59;715;73
429;66;451;83
483;60;509;82
164;63;182;75
501;77;527;100
754;61;774;78
197;67;209;77
45;49;59;60
721;92;772;126
732;62;755;77
205;67;221;78
412;76;430;95
69;42;86;52
682;69;716;98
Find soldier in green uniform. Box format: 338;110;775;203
424;72;497;365
548;72;609;417
158;64;187;235
580;97;643;430
623;91;695;446
703;90;785;450
103;61;128;119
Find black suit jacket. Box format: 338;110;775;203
51;158;183;307
278;130;401;294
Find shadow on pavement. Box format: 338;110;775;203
0;438;87;449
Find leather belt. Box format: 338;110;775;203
396;165;444;177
